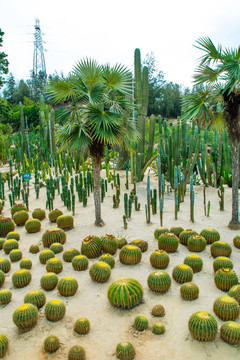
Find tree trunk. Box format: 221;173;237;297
92;156;105;227
228;140;240;229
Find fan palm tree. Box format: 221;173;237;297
182;36;240;229
47;59;138;226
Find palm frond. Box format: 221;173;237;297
57;119;92;151
194;36;222;66
101;64;132;95
73;58;103;89
47;76;81;104
194;64;222;85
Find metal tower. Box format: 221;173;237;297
32;19;46;99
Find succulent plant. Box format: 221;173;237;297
99;253;115;268
68;345;86;360
147;270;171;293
7;231;20;241
0;289;12;304
187;234;207;252
214;268;238;291
179;229;198;246
74;318;90;334
13;303;38;331
0;258;11;273
32;208;46;221
180;283;199;301
49;242;64;254
0;239;5;250
9;249;22;262
81;235;102;258
46;258;63;274
12;269;31;288
158;232;179;253
45;299;66;321
24;289;46;309
101;234;118;255
48;209;63;223
172;264;193;283
3;239;18;254
213;296;239;321
0;217;15;237
220;321;240;345
228;285;240;304
150;250;170;269
210;241;232;258
108;278;143;309
89;261;111;283
0;334;8;358
72;255;89;271
151;304;165;317
154;226;169;240
20;258;32;270
200;228;220;244
56;214;74;230
0;270;5;288
63;248;80;263
184;254;203;273
44;335;60;353
13;210;29;226
119;245;142;265
29;244;40;254
116;341;135;360
40;272;58;291
42;228;66;248
11;203;27;216
58;276;78;296
134;315;148;331
188;311;218;341
129;239;148;252
233;235;240;249
116;236;128;249
152;323;165;335
213;256;233;272
25;219;41;233
39;249;55;264
169;226;184;237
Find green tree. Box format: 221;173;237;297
0;29;8;88
3;73;16;103
160;82;182;118
182;36;240;229
47;59;138;226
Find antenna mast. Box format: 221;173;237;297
32;18;46;100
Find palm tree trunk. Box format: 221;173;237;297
92;156;105;227
228;140;240;229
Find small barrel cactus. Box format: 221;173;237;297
42;228;66;248
158;232;179;253
116;236;128;249
0;217;15;237
0;289;12;304
213;256;233;272
220;321;240;345
63;248;80;263
46;258;63;274
214;268;238;291
32;208;46;221
210;241;232;258
200;228;220;244
188;311;218;341
12;269;31;288
58;276;78;296
20;258;32;270
72;255;89;271
9;249;22;262
151;304;165;317
116;341;135;360
74;318;90;334
50;242;64;254
81;235;102;258
169;226;184;237
108;278;143;309
147;270;171;293
152;322;165;335
187;234;206;252
129;239;148;252
134;315;148;331
119;245;142;265
56;214;74;230
24;289;46;309
7;231;20;241
233;235;240;249
0;258;11;273
13;210;29;226
180;283;199;301
0;334;8;358
213;295;239;321
154;226;169;240
0;270;5;288
45;299;66;321
99;253;115;268
44;335;60;353
228;285;240;304
184;254;203;273
39;249;55;264
11;203;27;216
101;234;118;255
29;244;40;254
179;229;198;246
48;208;63;223
68;346;86;360
150;250;170;269
25;219;41;233
89;261;111;283
3;239;18;254
13;303;38;331
40;272;58;291
172;264;193;283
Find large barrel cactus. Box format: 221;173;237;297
56;214;74;229
147;270;171;293
40;272;58;291
150;250;169;269
0;334;8;358
13;210;29;226
0;270;5;288
179;229;198;246
25;219;41;233
62;248;80;263
44;335;60;353
13;303;38;331
228;285;240;304
184;254;203;273
200;228;220;244
81;235;102;258
233;235;240;249
187;235;206;252
11;204;27;216
108;278;143;309
0;289;12;305
46;258;63;274
169;226;184;237
12;269;31;288
119;245;142;265
68;346;86;360
188;311;218;341
49;243;64;254
116;236;128;249
220;321;240;345
45;299;66;321
213;256;233;272
99;253;115;268
74;318;90;335
7;231;20;241
89;261;111;283
154;226;169;240
9;249;22;262
24;289;46;309
129;239;148;252
158;232;179;253
20;258;32;270
0;258;11;273
32;208;46;221
180;283;199;301
172;264;193;283
213;296;239;321
101;234;118;254
39;249;55;264
0;238;5;250
3;239;18;254
42;228;66;248
210;241;232;258
116;341;135;360
48;208;63;223
57;276;78;296
214;268;238;291
0;217;15;237
72;255;89;271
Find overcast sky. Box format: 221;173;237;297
1;0;240;89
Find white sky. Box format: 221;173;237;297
1;0;240;89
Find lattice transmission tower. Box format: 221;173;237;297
32;18;47;100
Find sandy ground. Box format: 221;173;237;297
0;168;240;360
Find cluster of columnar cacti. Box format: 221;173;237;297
108;278;143;309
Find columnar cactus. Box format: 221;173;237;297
213;257;233;272
220;321;240;345
45;299;66;321
116;341;135;360
99;253;115;268
147;270;171;293
134;315;148;331
56;214;74;229
0;217;15;237
25;219;41;233
32;208;46;221
44;335;60;353
154;226;169;240
48;209;63;223
74;318;90;334
150;250;170;269
213;296;239;321
108;278;143;309
116;236;128;249
129;239;148;252
72;255;89;271
0;334;8;358
228;285;240;304
13;303;38;331
24;289;46;309
57;276;78;296
210;241;232;258
119;245;142;265
0;289;12;304
40;272;58;291
12;269;31;288
0;270;5;288
152;323;165;335
49;243;64;254
42;228;66;247
3;239;18;254
184;254;203;273
7;231;20;241
9;249;22;262
169;226;184;237
158;233;179;253
13;210;29;226
188;311;218;341
214;268;238;291
39;249;55;264
46;258;63;274
29;244;40;254
0;258;11;273
89;261;111;283
187;235;207;252
179;229;198;246
63;248;80;262
180;283;199;300
172;264;193;283
151;304;165;317
101;234;118;255
81;235;102;258
200;228;220;244
68;346;86;360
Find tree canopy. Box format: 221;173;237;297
0;29;9;88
